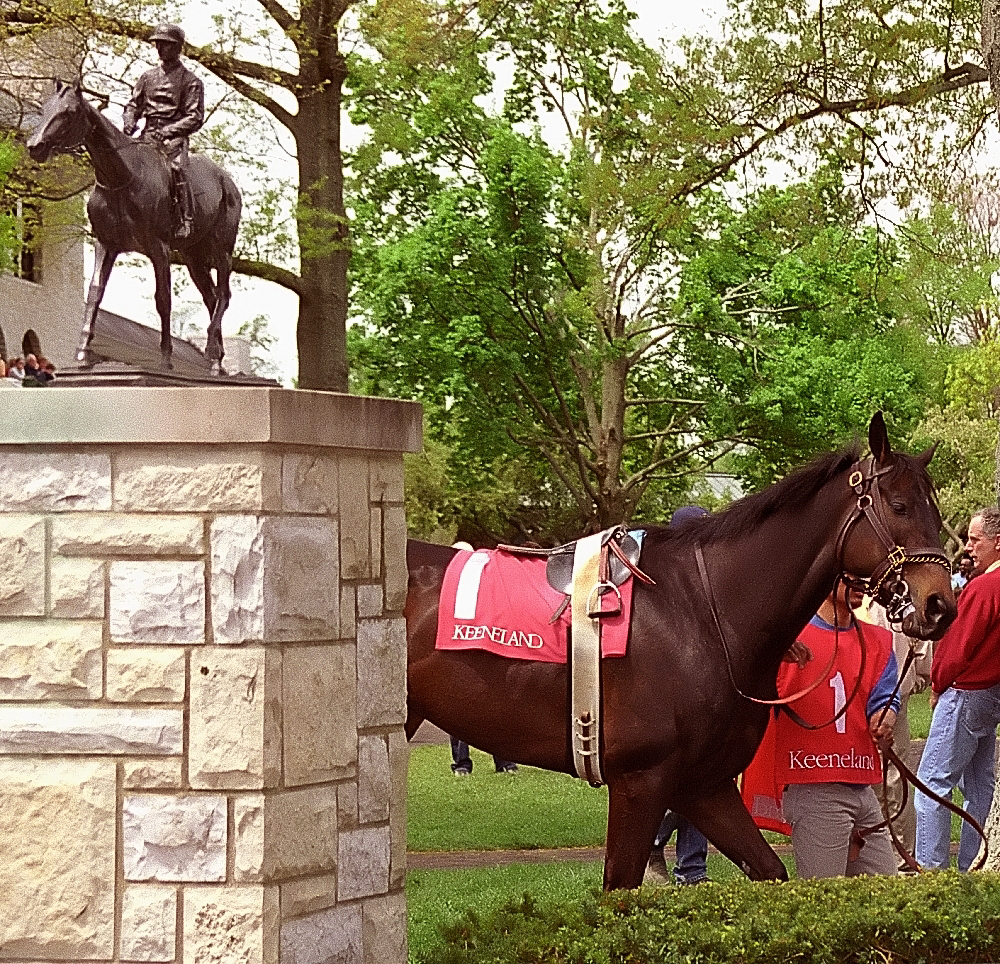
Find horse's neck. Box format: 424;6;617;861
84;104;137;188
710;481;853;676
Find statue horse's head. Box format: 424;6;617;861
27;79;90;164
839;412;956;640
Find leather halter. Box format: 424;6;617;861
834;456;951;618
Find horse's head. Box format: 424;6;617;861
27;79;90;164
839;412;956;640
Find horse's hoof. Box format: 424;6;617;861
76;351;93;369
160;357;174;371
210;360;222;377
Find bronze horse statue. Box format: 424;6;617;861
405;414;957;890
26;80;241;373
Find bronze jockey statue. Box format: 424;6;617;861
123;23;204;239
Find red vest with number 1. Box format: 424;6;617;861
741;618;892;834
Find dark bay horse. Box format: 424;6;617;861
405;414;957;890
26;80;241;372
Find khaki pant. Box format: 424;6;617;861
874;697;917;869
783;782;898;878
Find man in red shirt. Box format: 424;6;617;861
742;577;900;877
915;507;1000;870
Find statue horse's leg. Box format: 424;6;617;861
151;243;173;370
680;780;788;881
79;240;117;366
604;764;675;890
184;253;228;375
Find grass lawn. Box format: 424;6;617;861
407;744;608;852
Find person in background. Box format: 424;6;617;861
859;599;931;871
915;507;1000;871
952;552;975;595
742;575;900;878
0;359;16;387
645;505;712;886
6;357;24;383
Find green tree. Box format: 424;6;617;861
349;0;961;534
0;135;20;270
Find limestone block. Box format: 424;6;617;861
114;449;280;513
50;556;105;618
183;886;278;964
338;781;358;831
211;516;265;644
190;647;281;789
338;455;370;579
235;786;339;882
123;759;184;790
107;648;186;703
358;735;390;824
0;759;115;959
337;826;390;901
369;456;404;505
0;620;102;699
0;706;183;755
363;893;407;964
110;560;206;644
388;729;409;890
263;517;339;642
340;585;355;641
121;885;177;962
356;584;383;619
282;452;338;514
280;904;361;964
279;873;338;920
283;644;357;786
0;516;45;615
52;514;204;557
269;785;339;879
382;504;408;612
356;618;406;728
124;794;226;882
369;506;382;579
0;452;111;511
234;794;265;882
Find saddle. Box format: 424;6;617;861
500;525;652;621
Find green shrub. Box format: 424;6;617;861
421;871;1000;963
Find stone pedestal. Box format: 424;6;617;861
0;387;420;964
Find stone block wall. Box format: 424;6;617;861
0;387;421;963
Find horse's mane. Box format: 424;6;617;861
651;443;865;547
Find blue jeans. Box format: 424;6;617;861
449;737;516;773
653;811;709;883
914;684;1000;870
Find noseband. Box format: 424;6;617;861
834;457;951;629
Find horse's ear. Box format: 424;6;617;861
916;441;938;467
73;78;82;94
868;411;894;465
54;78;64;92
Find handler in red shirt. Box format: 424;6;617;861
743;576;900;878
915;507;1000;871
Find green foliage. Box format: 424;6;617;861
416;871;1000;964
0;137;20;271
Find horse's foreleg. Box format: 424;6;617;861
79;241;117;366
207;254;231;374
680;780;788;881
151;247;173;370
604;766;674;890
185;256;226;375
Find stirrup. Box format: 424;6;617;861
175;220;192;239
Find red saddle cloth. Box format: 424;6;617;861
435;548;634;663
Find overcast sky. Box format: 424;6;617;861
95;0;726;382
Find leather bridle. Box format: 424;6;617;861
699;455;950;712
835;456;951;627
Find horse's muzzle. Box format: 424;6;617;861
903;591;956;640
26;139;51;164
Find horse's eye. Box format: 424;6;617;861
890;501;907;515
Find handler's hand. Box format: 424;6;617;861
869;709;896;752
782;640;812;668
929;690;939;710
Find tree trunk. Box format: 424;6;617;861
292;48;350;393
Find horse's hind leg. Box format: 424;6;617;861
151;245;173;369
680;780;788;881
604;766;674;890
